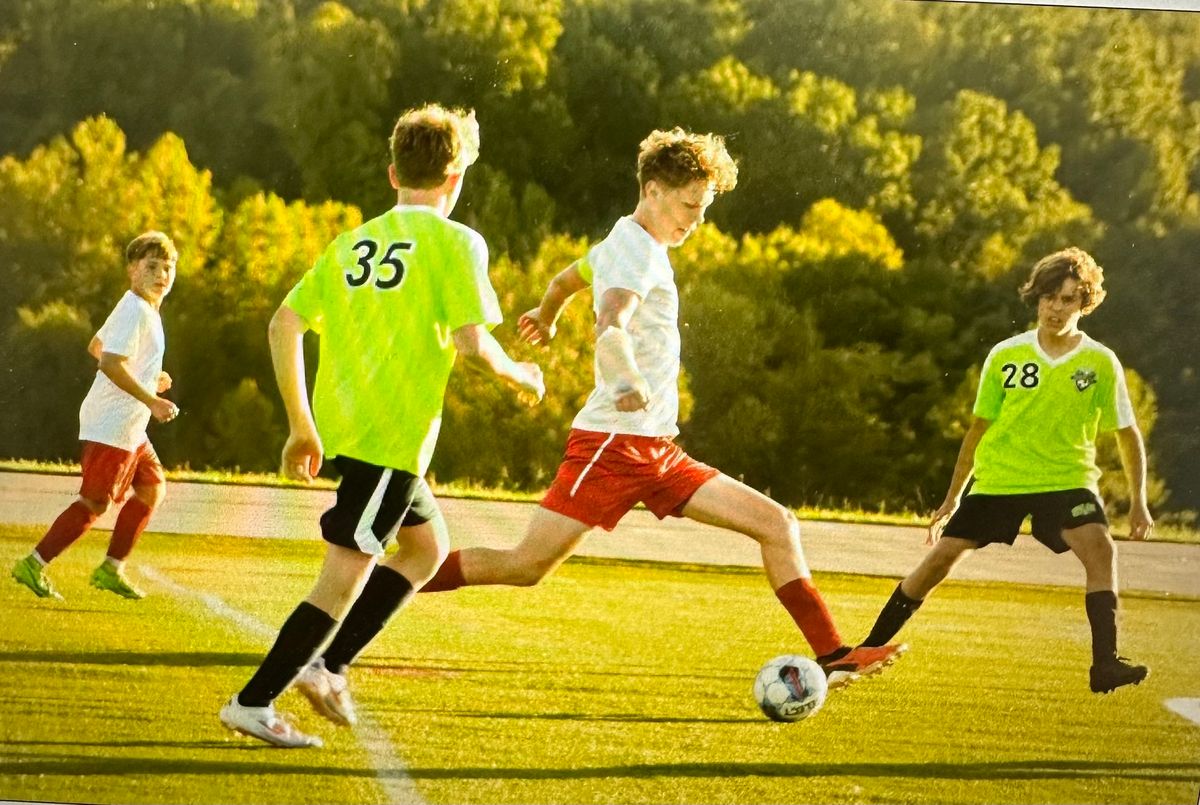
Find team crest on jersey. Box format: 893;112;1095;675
1072;368;1098;391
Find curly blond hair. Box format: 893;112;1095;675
636;128;738;194
1019;247;1107;314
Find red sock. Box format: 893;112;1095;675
35;501;100;562
420;550;465;593
774;577;844;657
106;497;153;561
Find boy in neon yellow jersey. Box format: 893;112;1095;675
860;247;1154;694
220;104;544;748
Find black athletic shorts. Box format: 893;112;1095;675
319;455;441;555
942;487;1108;554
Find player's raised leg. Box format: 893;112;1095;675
1061;522;1148;693
424;507;592;591
680;474;905;686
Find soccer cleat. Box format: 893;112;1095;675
12;555;63;600
90;563;145;599
1090;657;1149;694
219;695;323;748
296;659;357;727
821;643;908;687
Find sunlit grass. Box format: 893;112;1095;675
1;524;1197;805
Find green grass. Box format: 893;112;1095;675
1;524;1197;805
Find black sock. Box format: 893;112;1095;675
816;646;852;664
322;565;415;675
1085;590;1119;665
238;601;337;707
861;583;924;647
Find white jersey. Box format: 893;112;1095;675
79;291;165;451
573;216;681;437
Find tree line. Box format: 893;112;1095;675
0;0;1196;515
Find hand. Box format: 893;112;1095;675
1127;501;1154;540
513;362;545;405
156;371;172;393
281;427;323;483
927;500;957;546
614;380;650;412
149;397;179;423
517;309;555;346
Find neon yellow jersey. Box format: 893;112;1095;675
576;256;593;284
971;330;1134;495
284;205;501;474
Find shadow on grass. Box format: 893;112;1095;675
0;650;259;667
1;756;1196;783
447;710;759;724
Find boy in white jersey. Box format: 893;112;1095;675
11;231;180;601
403;128;906;689
860;247;1154;694
219;104;544;748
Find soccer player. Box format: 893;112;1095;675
291;128;905;730
859;247;1153;694
218;104;544;748
11;231;181;601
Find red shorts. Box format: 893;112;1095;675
79;440;165;505
541;429;720;531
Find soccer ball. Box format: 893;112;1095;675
753;654;828;722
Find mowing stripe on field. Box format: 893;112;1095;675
140;565;427;805
1164;697;1200;727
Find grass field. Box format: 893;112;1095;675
1;524;1198;805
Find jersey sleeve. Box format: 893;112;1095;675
442;229;502;331
95;294;145;359
971;346;1005;421
283;241;337;334
1099;351;1136;431
591;234;657;300
575;256;593;285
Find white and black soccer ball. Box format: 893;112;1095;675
753;654;828;722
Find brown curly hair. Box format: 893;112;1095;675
636;128;738;194
1019;247;1107;314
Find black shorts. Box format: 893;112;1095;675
942;488;1108;554
319;456;441;555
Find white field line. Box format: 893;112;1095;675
141;565;427;805
1164;697;1200;727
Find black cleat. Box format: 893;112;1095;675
1089;656;1149;693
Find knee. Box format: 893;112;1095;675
759;506;802;551
79;496;111;517
133;484;165;510
511;557;556;587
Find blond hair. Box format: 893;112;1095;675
636;128;738;194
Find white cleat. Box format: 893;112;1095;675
296;658;358;727
219;695;323;748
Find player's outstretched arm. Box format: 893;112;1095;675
453;324;545;404
928;416;991;545
1116;425;1154;540
518;260;590;346
98;351;178;424
269;303;322;482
